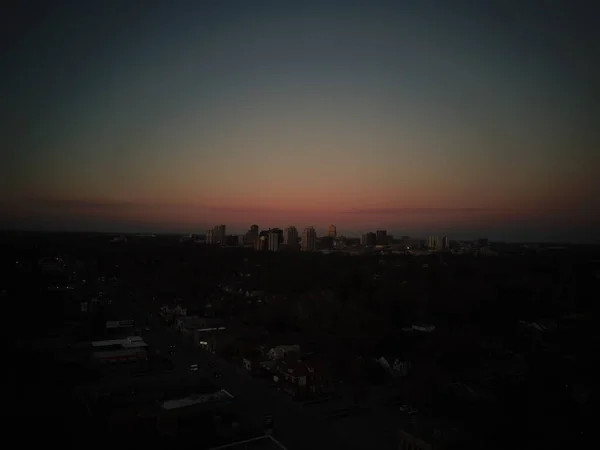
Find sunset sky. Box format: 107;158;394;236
1;1;599;242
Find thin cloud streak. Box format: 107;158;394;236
3;197;298;215
340;207;498;215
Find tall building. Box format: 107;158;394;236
362;232;376;246
268;230;280;252
283;226;298;245
328;225;337;238
301;227;317;252
213;225;226;246
245;224;259;246
205;229;214;244
428;236;440;250
376;229;387;246
441;236;449;250
256;235;267;251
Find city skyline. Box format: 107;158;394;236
1;1;599;243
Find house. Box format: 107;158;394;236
303;358;333;394
272;356;332;398
277;358;308;386
241;349;267;372
377;355;412;377
412;324;435;333
267;344;300;360
274;357;309;398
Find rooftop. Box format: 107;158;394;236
160;389;234;411
92;336;147;348
207;435;289;450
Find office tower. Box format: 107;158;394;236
328;225;337;238
283;226;298;245
361;234;367;245
365;232;376;246
205;229;214;244
376;229;387;246
256;235;267;251
272;228;283;243
245;224;259;246
441;236;449;250
301;227;317;252
428;236;440;250
213;224;226;245
268;230;280;252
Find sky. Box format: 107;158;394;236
1;0;599;242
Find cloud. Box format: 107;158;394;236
1;197;294;215
340;207;497;215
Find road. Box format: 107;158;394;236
142;316;352;450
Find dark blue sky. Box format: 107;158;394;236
1;1;599;242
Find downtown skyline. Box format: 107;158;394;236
1;1;599;243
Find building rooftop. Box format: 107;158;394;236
160;389;234;411
92;339;125;347
207;435;288;450
106;320;134;329
92;336;147;348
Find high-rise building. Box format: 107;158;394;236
328;225;337;238
245;224;259;246
256;235;267;251
441;236;449;250
376;229;387;246
362;232;376;246
283;226;298;245
301;227;317;252
268;230;280;252
213;225;226;246
205;229;214;244
428;236;441;250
